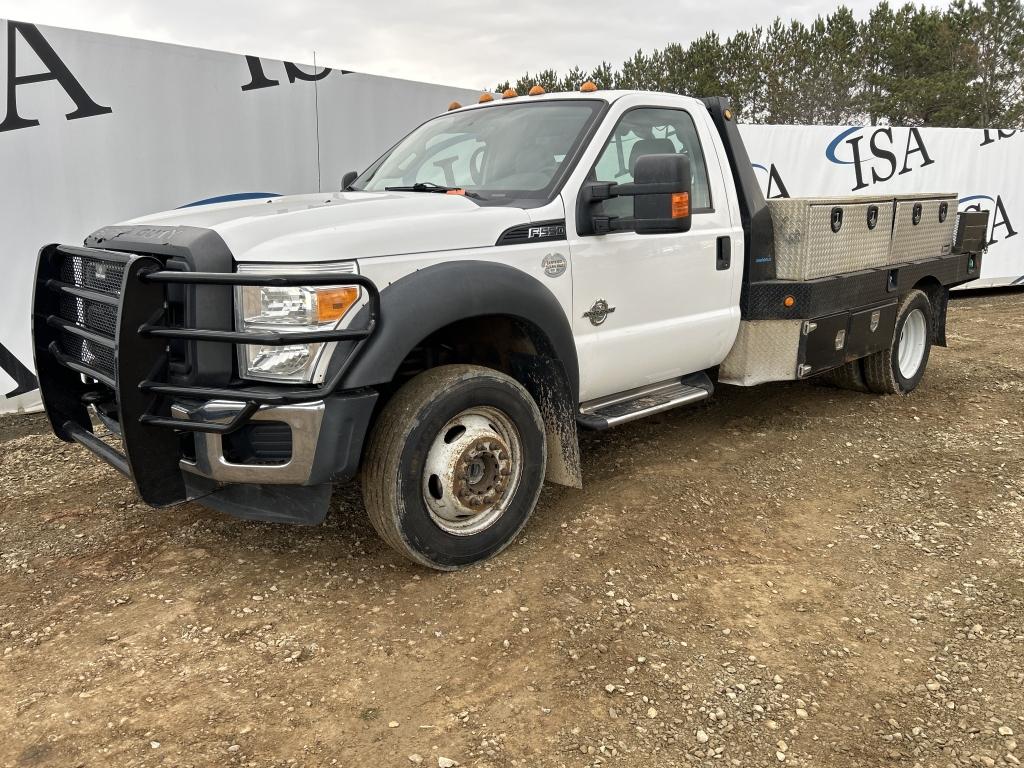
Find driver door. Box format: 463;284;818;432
565;102;742;403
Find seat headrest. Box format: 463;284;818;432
628;138;677;174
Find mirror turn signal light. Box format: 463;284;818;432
528;84;545;96
580;81;598;92
479;92;494;103
671;192;690;219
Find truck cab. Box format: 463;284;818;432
31;86;988;569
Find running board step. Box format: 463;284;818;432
577;373;713;430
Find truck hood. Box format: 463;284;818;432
121;192;533;262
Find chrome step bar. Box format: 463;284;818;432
577;373;713;430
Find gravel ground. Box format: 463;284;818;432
1;291;1022;768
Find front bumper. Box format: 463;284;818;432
173;391;376;486
31;240;380;514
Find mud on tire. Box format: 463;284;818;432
361;364;546;570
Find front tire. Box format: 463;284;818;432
361;365;546;570
862;289;933;395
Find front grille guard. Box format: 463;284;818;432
32;243;380;506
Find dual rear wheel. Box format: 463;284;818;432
821;289;933;395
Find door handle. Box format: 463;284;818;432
716;236;731;271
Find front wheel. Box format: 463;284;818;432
361;365;546;570
862;289;933;395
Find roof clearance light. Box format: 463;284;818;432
528;84;545;96
479;92;494;103
448;101;462;111
580;81;598;92
502;88;518;99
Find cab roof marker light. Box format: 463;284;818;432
528;84;545;96
502;88;518;99
580;81;598;92
479;92;494;103
448;100;462;111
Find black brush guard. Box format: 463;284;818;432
32;244;379;506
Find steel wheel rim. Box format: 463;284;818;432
897;308;928;379
422;406;523;536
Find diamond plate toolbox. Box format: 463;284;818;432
889;193;957;264
769;196;895;280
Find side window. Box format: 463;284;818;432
589;107;713;223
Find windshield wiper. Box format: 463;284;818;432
384;181;480;198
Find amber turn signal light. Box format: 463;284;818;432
316;287;360;324
671;192;690;219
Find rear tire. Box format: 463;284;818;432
817;360;869;392
361;365;546;570
862;289;933;395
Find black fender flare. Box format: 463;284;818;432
341;260;579;400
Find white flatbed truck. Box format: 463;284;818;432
32;86;989;568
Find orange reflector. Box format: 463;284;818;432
502;88;518;99
448;101;462;111
316;287;359;323
479;92;494;103
783;295;795;308
723;108;733;121
580;80;598;92
528;84;545;96
671;192;690;219
445;189;466;196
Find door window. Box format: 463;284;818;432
589;107;712;222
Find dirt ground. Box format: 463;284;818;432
2;291;1022;768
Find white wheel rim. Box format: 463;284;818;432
422;406;523;536
897;308;928;379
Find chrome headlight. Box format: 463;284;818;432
235;263;360;383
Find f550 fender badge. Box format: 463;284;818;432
583;299;615;326
542;252;567;278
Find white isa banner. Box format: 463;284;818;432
739;124;1022;289
0;20;477;415
0;21;1019;415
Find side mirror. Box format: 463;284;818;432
341;170;358;191
632;154;692;235
577;154;692;235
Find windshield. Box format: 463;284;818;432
353;100;605;202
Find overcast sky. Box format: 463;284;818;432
2;0;925;91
